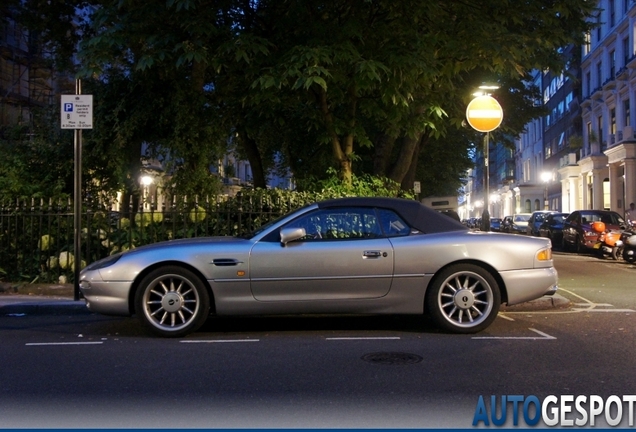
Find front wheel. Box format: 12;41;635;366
425;264;501;334
611;245;623;261
135;266;210;337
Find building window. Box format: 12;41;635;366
597;62;603;88
624;37;631;65
610;0;616;27
596;13;602;41
610;50;616;78
586;72;591;96
598;115;604;149
611;108;616;136
584;32;591;56
587;121;593;152
625;99;631;127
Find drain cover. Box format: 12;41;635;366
361;352;423;365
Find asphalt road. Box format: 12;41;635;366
1;252;635;428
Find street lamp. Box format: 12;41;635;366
466;87;503;232
541;171;551;210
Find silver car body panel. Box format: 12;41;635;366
80;200;558;318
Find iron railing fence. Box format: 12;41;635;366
0;193;308;284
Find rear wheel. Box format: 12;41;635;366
624;247;636;263
611;245;623;260
425;264;501;334
134;266;210;337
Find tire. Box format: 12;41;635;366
561;236;570;252
624;247;636;263
573;234;582;254
425;264;501;334
611;245;623;261
134;266;210;337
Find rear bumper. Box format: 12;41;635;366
500;267;558;305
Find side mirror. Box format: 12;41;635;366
280;227;306;245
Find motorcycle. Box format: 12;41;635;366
591;221;623;260
620;222;636;263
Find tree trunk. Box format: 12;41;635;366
373;133;396;177
237;127;267;188
316;86;355;187
388;132;422;184
400;135;423;191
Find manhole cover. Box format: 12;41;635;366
361;352;423;365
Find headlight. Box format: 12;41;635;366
84;254;122;271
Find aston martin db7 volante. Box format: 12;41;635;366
79;197;558;337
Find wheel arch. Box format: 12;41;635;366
128;261;215;315
425;259;508;305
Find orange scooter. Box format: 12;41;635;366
591;221;624;260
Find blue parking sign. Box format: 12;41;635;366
64;103;73;112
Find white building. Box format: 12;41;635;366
567;0;636;214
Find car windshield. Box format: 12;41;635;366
515;215;530;222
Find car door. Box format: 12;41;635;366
249;207;394;301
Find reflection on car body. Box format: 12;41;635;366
80;197;557;337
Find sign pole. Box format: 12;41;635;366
61;83;92;300
73;79;82;301
481;132;490;232
465;94;503;232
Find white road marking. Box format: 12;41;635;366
502;288;635;314
326;337;401;340
497;313;515;321
180;339;260;343
26;342;103;346
472;328;556;340
572;308;635;313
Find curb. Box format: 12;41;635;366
0;296;90;316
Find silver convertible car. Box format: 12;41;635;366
80;197;558;337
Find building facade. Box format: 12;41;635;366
466;1;636;222
574;0;636;215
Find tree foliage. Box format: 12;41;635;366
8;0;596;198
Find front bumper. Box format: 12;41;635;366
79;271;133;316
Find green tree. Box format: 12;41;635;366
12;0;595;196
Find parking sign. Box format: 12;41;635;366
61;95;93;129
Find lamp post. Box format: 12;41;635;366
541;171;551;210
466;89;503;232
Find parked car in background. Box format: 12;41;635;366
79;197;558;337
527;211;559;236
490;218;502;232
501;213;532;234
538;212;569;245
562;210;626;253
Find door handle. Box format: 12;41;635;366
363;250;382;258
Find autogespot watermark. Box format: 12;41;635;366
472;395;636;427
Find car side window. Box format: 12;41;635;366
284;207;383;241
377;209;410;237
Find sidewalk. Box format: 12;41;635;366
0;282;570;316
0;283;88;315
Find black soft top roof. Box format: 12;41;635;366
317;197;467;234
